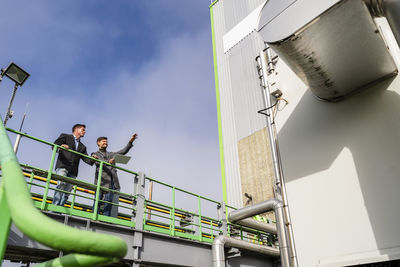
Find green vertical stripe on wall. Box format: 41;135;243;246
210;2;228;205
209;0;219;8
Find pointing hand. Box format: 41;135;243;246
129;133;138;143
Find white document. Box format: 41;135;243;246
113;154;131;164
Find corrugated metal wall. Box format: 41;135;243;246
227;34;267;140
222;0;267;32
211;0;268;208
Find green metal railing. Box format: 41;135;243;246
1;127;277;265
3;128;229;240
0;118;127;266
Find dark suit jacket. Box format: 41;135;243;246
54;133;92;177
91;142;133;190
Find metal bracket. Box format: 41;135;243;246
132;172;146;263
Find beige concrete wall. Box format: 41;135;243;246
238;127;275;220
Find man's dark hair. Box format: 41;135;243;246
72;124;86;132
97;136;108;143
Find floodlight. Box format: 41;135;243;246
2;62;30;86
0;62;30;125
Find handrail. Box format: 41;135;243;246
0;118;127;266
8;128;221;204
3;127;275;252
6;128;138;176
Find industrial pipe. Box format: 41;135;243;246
212;199;290;267
0;116;128;266
257;0;397;101
229;199;279;222
212;235;280;267
234;218;277;235
228;199;290;267
367;0;400;46
258;50;298;267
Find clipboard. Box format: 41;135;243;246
113;154;131;164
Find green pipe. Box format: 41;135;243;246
0;180;11;261
34;253;118;267
0;119;127;265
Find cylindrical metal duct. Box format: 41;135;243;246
212;235;280;267
258;0;397;101
234;218;277;235
382;0;400;46
225;199;291;267
228;199;279;222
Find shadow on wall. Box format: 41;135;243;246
278;76;400;250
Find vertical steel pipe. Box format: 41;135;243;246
258;50;298;267
212;234;280;267
228;199;290;267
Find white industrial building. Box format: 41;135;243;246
210;0;400;266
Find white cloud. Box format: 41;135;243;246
1;10;222;206
1;2;222;265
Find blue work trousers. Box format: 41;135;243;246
95;179;115;217
52;168;76;206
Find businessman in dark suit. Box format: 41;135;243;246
52;124;93;206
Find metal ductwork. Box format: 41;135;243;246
212;199;290;267
257;0;398;101
212;235;280;267
367;0;400;46
233;218;277;235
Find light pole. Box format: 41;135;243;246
0;62;30;126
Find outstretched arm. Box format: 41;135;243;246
115;133;138;155
129;133;138;143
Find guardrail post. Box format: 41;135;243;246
218;201;227;236
132;172;145;266
28;172;34;192
71;185;77;210
0;180;12;262
170;187;176;236
194;215;200;238
41;145;58;210
93;161;103;220
197;196;202;241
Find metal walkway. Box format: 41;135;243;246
0;126;278;266
6;212;276;266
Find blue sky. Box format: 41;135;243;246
0;0;222;248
